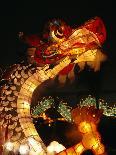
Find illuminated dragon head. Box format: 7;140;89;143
20;17;107;84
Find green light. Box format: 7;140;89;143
32;97;72;122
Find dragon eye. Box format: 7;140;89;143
54;28;64;39
51;27;64;42
56;29;63;36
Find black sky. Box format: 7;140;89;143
0;0;115;62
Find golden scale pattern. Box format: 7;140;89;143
0;65;37;143
0;57;71;154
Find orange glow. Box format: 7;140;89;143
57;106;106;155
74;143;85;154
78;121;92;133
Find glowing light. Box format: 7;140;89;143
4;141;14;151
75;143;85;153
28;137;44;153
23;101;30;109
96;144;105;154
47;141;66;154
19;144;30;155
32;97;54;116
68;106;106;155
78;121;92;133
79;96;116;117
32;98;72;122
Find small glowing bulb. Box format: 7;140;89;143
48;124;51;127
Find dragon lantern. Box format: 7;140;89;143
0;17;108;155
20;16;107;84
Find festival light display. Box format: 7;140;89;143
32;98;72;122
0;17;114;154
32;96;115;124
80;96;116;117
58;106;106;155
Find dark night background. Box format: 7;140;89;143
0;0;116;154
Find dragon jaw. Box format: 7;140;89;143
44;25;106;72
